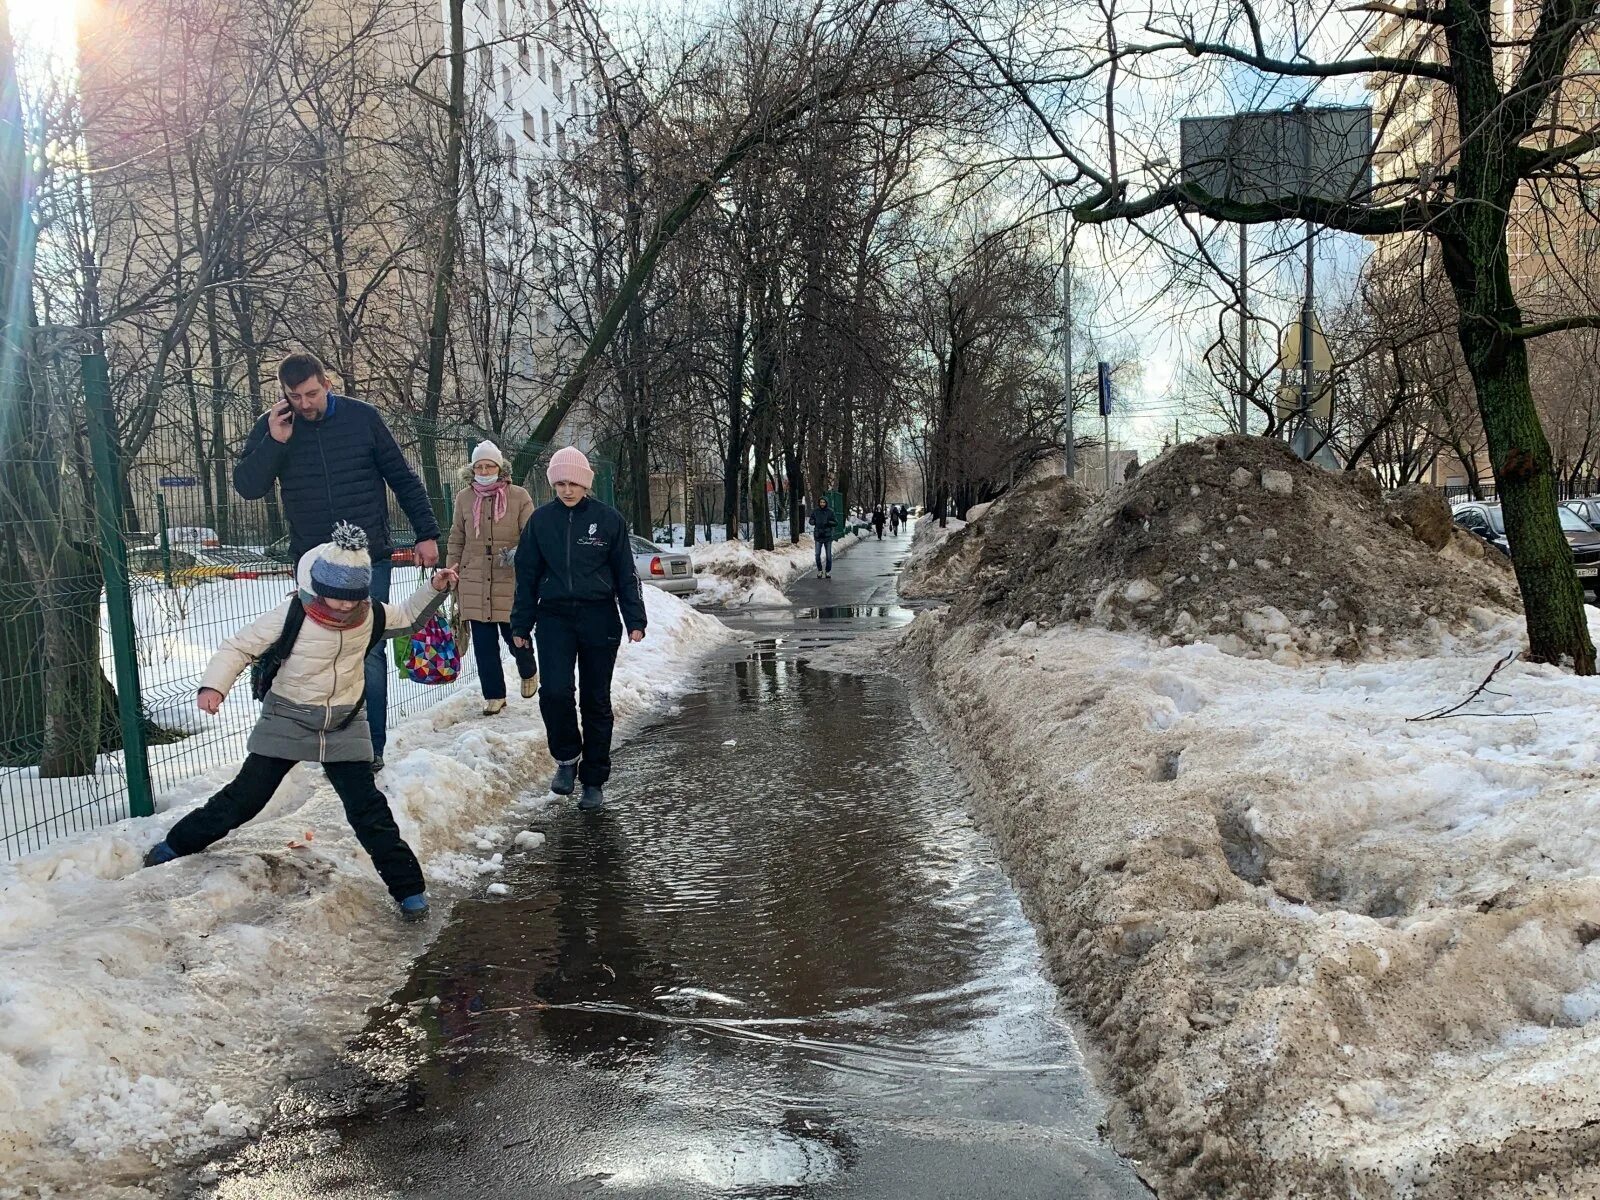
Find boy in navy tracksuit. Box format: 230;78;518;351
510;447;648;811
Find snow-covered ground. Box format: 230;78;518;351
685;532;861;608
901;605;1600;1198
0;586;732;1198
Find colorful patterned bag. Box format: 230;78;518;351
402;606;462;685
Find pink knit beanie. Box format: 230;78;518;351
547;446;595;489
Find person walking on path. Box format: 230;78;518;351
872;506;886;540
234;353;443;772
447;441;537;716
809;496;838;578
142;523;459;922
510;448;647;813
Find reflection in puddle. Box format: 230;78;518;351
591;1124;843;1190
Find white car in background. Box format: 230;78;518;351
631;535;697;595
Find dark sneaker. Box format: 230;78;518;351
550;761;577;796
371;756;385;774
399;893;430;922
143;840;179;868
577;784;605;812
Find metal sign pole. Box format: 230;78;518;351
1238;223;1249;434
1062;224;1075;478
1297;222;1316;460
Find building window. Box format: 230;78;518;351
522;109;537;141
501;64;513;105
504;133;518;175
555;122;565;155
541;107;551;143
478;46;493;85
496;0;507;32
569;81;577;112
518;38;530;73
536;42;546;82
553;62;563;96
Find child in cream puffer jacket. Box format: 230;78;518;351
142;522;458;921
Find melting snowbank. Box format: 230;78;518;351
0;586;731;1196
689;532;860;608
901;607;1600;1199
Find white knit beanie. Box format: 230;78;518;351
470;440;507;471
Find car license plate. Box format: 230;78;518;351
1579;566;1598;577
671;562;686;575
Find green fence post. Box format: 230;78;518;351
154;492;174;590
83;353;154;818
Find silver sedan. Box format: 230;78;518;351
631;535;697;594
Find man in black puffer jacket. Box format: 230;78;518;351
510;446;647;812
233;353;442;769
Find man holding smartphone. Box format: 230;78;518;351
234;353;442;771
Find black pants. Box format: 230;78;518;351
471;620;538;700
534;604;621;786
165;754;426;901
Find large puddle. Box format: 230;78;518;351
196;539;1147;1199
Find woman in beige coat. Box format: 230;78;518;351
448;441;537;715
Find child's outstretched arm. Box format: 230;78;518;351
197;599;295;711
380;568;457;640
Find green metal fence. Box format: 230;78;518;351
0;360;612;861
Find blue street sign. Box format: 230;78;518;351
158;476;197;488
1097;362;1113;417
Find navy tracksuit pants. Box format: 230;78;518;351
534;603;622;786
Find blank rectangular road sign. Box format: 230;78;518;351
1179;106;1373;207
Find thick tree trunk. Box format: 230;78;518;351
36;542;102;778
1443;222;1596;671
419;0;467;512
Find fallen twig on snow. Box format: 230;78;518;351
1407;651;1544;721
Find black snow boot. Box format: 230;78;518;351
550;761;578;796
578;784;605;812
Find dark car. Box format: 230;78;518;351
1452;501;1600;588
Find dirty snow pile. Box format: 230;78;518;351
901;594;1600;1197
897;514;969;599
688;531;860;608
900;473;1095;600
0;586;731;1197
935;436;1519;662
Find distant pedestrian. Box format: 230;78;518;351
447;441;537;717
872;507;886;540
234;353;442;772
511;447;648;812
142;524;458;922
809;495;838;578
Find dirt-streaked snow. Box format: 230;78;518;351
688;532;860;608
0;586;731;1197
901;605;1600;1199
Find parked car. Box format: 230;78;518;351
1564;497;1600;530
630;535;697;595
1452;501;1600;587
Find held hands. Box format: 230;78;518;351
415;538;440;568
629;629;645;643
197;687;224;714
512;635;530;649
430;567;459;593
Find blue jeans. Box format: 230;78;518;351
366;560;393;757
814;538;833;573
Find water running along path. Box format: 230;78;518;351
193;530;1148;1199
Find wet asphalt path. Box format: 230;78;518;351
191;530;1148;1199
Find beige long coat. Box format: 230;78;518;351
447;476;534;624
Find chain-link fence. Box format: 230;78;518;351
1;360;613;861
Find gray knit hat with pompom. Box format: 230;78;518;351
308;521;372;601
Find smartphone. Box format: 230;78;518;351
275;400;294;424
